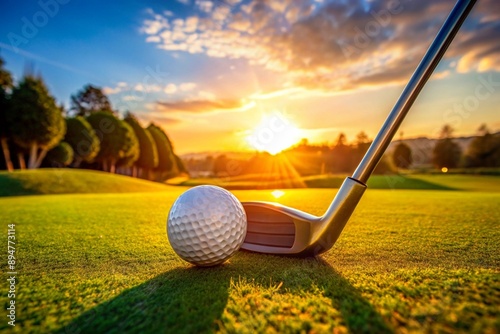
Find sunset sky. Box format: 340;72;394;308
1;0;499;154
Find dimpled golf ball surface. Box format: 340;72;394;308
167;185;247;266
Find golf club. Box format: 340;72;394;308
240;0;477;256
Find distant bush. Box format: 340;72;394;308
464;126;500;168
148;123;178;180
86;112;139;173
64;116;100;167
433;139;461;169
42;142;74;167
393;142;412;169
124;114;158;176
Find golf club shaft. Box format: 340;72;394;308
352;0;476;184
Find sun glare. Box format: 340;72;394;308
246;113;302;155
271;190;285;198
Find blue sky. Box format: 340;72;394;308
1;0;499;154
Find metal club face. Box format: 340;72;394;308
241;178;366;256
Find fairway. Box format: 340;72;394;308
0;172;499;333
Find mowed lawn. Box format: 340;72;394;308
0;171;499;333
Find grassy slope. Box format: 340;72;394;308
0;169;170;197
0;183;499;333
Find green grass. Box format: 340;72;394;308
408;174;500;192
0;169;170;197
183;174;497;191
0;171;499;333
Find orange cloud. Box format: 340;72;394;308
141;0;499;91
157;99;255;113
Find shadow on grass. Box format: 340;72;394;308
366;175;457;190
0;173;37;197
300;175;457;190
57;255;392;334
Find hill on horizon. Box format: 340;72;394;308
0;169;173;197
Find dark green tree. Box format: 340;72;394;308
148;123;178;180
432;140;461;169
124;113;158;178
465;124;500;167
174;154;188;174
432;125;461;169
86;112;138;173
356;131;370;148
115;121;140;172
0;58;12;88
64;116;100;167
0;57;14;171
439;124;454;138
70;84;113;117
42;142;74;167
331;133;352;173
9;75;65;169
352;131;371;169
392;143;412;169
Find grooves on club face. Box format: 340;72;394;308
241;177;367;256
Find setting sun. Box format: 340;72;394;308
246;113;302;155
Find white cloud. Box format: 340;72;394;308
134;83;161;92
158;43;188;51
212;6;230;22
185;16;199;33
141;17;169;35
198;90;216;100
164;84;178;94
163;82;198;94
195;0;213;13
103;86;121;95
123;95;142;101
172;18;184;27
146;36;161;43
179;82;197;91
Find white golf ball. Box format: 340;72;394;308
167;185;247;266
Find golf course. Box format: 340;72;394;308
0;169;498;333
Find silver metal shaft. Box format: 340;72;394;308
352;0;476;184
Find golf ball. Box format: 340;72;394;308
167;185;247;266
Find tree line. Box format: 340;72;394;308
0;57;186;181
291;126;500;174
398;124;500;170
186;126;500;178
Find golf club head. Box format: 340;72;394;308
241;177;366;256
